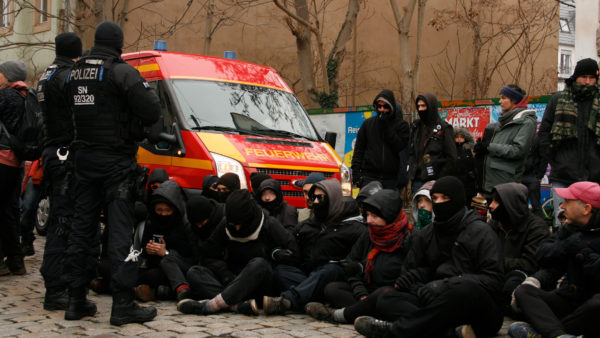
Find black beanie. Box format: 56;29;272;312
225;189;262;238
250;172;271;194
567;58;599;86
430;176;466;209
94;21;124;49
186;195;214;224
55;32;82;58
218;173;241;191
148;168;169;185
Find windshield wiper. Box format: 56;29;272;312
191;125;262;136
255;128;315;141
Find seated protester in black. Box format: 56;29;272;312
201;175;219;201
215;172;240;203
250;172;271;199
135;180;199;302
355;181;383;220
487;182;549;314
186;195;224;242
257;178;298;232
509;182;600;338
179;189;299;316
263;179;367;315
305;189;413;324
354;176;504;338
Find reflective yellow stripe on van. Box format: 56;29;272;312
248;163;339;173
137;147;213;170
135;63;160;73
196;132;247;163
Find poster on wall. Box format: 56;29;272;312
440;106;491;139
343;111;375;167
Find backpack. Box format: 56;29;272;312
10;87;44;161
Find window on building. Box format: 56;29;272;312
560;51;572;75
0;0;10;28
560;18;571;33
32;0;50;33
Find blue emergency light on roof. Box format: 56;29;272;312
224;51;236;60
153;40;167;51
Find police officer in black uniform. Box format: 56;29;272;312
63;21;160;326
37;32;82;311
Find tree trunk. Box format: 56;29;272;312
291;0;318;108
390;0;417;111
203;0;214;55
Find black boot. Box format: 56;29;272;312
65;288;97;320
44;288;68;311
110;290;157;326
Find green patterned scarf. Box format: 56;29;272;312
551;82;600;145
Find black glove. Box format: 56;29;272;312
394;274;414;291
417;278;449;304
563;233;588;256
271;248;295;264
339;259;363;277
352;171;363;187
473;138;488;157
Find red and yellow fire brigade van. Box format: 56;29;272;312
122;50;350;207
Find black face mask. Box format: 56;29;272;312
260;199;279;213
313;199;330;221
491;204;511;226
216;191;231;203
432;200;461;223
202;188;220;201
153;213;177;231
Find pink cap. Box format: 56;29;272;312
555;181;600;209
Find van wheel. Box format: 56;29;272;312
35;197;49;236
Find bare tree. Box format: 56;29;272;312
273;0;360;108
429;0;558;98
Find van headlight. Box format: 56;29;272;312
210;152;248;189
340;163;351;196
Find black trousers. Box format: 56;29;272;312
379;279;503;338
325;283;397;323
0;163;22;258
276;263;346;311
159;250;194;291
521;175;543;218
64;149;138;292
187;257;275;305
515;285;600;337
40;147;72;290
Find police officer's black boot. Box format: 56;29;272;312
64;288;97;320
44;287;68;310
110;290;157;326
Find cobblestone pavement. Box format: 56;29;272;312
0;238;513;337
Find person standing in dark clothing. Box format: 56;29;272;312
257;178;298;232
37;32;82;310
0;60;28;276
354;176;504;338
510;181;600;338
305;189;412;324
180;189;299;316
351;90;410;190
453;127;476;204
520;136;547;218
487;182;549;313
263;179;367;315
62;21;160;325
408;93;457;192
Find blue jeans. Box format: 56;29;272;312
275;263;345;311
20;177;42;244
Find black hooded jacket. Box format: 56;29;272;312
346;190;411;295
533;212;600;302
295;179;367;272
488;183;549;274
351;89;410;181
408;93;457;181
141;180;198;267
402;208;504;296
257;178;298;232
192;199;224;242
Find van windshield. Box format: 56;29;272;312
170;79;319;141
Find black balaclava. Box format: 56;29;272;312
94;21;124;51
187;195;215;239
415;93;440;127
225;189;263;238
201;175;219;200
257;179;283;213
430;176;466;223
149;168;169;185
55;32;82;58
309;184;330;222
250;172;272;197
150;196;179;232
217;173;241;203
490;189;512;226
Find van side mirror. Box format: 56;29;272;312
324;131;337;148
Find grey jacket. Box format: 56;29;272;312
483;108;537;192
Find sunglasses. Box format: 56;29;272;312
375;103;390;109
311;193;327;203
150;183;161;190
